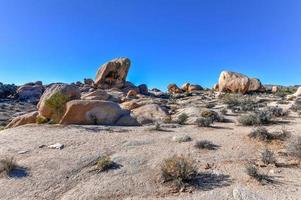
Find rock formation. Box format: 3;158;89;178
95;57;131;89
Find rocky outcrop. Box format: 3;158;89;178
6;111;38;128
138;84;148;95
84;78;94;86
81;90;110;101
132;104;168;124
17;82;44;103
126;90;138;99
248;78;264;92
0;83;17;98
60;100;139;126
167;84;183;94
188;84;203;92
272;86;279;93
217;71;263;94
37;84;81;119
95;57;131;89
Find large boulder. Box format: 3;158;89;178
188;84;203;92
95;57;131;89
60;100;139;126
218;71;250;94
138;84;148;95
167;84;183;94
132;104;168;124
17;83;44;103
37;84;81;119
248;78;264;92
6;111;38;128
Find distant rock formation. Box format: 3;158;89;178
216;71;263;94
95;57;131;89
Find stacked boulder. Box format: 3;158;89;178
168;83;203;94
215;71;264;94
17;81;44;103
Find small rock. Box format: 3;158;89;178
18;150;29;154
39;144;46;148
172;135;192;143
48;143;64;150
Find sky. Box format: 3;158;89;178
0;0;301;90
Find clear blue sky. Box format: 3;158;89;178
0;0;300;90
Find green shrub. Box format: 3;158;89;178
36;115;49;124
95;156;115;172
196;117;213;127
161;155;197;187
194;140;219;150
261;149;276;165
267;106;289;117
45;92;70;123
238;110;272;126
222;94;258;112
248;127;290;142
177;113;189;125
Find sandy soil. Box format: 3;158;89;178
0;110;300;200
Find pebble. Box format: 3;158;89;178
18;150;29;154
48;143;64;150
172;135;192;143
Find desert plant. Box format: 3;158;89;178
161;155;197;187
196;117;213;127
177;113;189;125
0;157;17;176
222;94;258;112
238;110;272;126
261;149;276;165
36;115;48;124
95;156;115;172
44;92;70;123
194;140;218;150
267;106;289;117
245;163;273;184
287;136;301;160
248;127;290;142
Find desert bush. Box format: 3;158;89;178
0;157;17;176
248;127;290;142
238;110;272;126
194;140;218;150
222;94;258;112
36;115;48;124
261;149;276;165
177;113;189;125
45;92;70;123
287;136;301;160
95;156;115;172
267;106;289;117
196;117;213;127
245;163;273;184
161;155;197;187
275;88;294;97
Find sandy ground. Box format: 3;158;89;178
0;111;300;200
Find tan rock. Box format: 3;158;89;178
120;101;140;110
60;100;138;126
287;87;301;100
248;78;263;92
126;90;137;98
84;78;94;86
81;90;110;101
181;83;190;91
95;58;131;88
188;84;203;92
17;84;44;103
38;84;80;119
167;84;183;94
213;83;219;91
218;71;250;94
6;111;39;128
272;86;279;93
132;104;168;124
